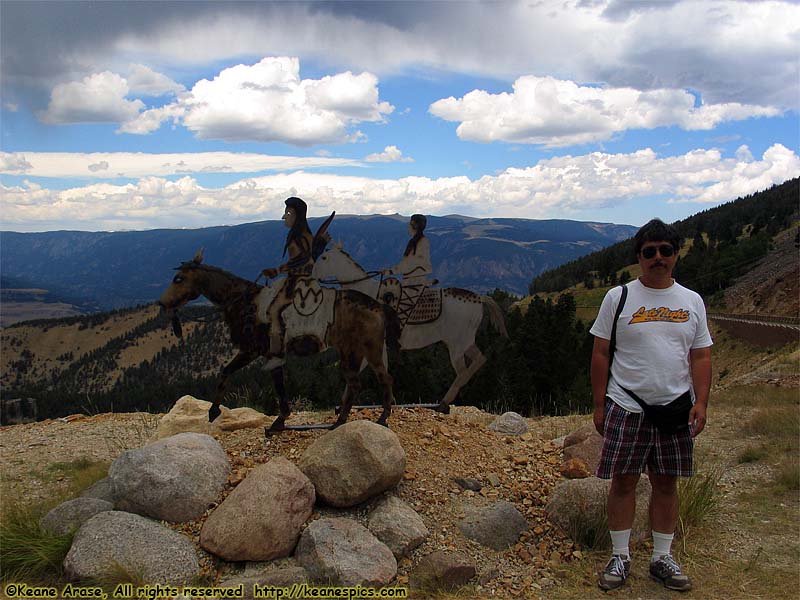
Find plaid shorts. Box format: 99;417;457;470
596;398;694;479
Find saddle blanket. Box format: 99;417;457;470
408;288;442;325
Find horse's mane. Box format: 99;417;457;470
331;246;360;266
176;261;261;290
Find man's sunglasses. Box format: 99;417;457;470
640;244;675;259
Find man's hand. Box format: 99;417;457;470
593;404;605;436
689;402;707;437
261;267;278;279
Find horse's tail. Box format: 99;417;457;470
482;296;508;338
381;304;402;353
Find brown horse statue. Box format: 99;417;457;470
158;248;399;430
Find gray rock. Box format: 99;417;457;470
109;432;230;523
545;476;652;547
64;511;199;584
486;473;502;487
223;567;310;600
563;422;597;448
40;498;113;536
295;518;397;587
410;551;476;592
298;421;406;508
488;412;528;435
79;477;116;504
562;428;604;477
453;477;482;491
458;501;528;550
201;457;315;561
367;495;429;559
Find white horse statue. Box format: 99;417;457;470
312;244;508;412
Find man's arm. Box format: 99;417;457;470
591;336;611;435
688;346;712;437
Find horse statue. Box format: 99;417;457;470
312;244;508;412
158;248;399;431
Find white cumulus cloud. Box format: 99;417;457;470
124;57;393;145
430;76;782;147
41;71;145;124
127;64;184;96
365;146;413;163
3;145;797;231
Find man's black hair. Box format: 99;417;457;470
634;218;680;254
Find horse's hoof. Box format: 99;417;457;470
376;419;389;428
435;403;451;415
268;418;286;432
208;405;222;423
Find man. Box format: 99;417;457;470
590;218;712;592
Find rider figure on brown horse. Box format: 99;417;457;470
261;196;332;355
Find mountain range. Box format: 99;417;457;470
0;215;636;312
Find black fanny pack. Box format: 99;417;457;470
620;387;693;435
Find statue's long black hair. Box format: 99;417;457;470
283;196;312;256
404;214;427;257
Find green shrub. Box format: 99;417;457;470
678;463;722;538
737;445;767;463
775;457;800;492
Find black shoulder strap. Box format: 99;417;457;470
608;284;628;369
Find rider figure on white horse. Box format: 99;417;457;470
381;214;434;326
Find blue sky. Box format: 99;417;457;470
1;0;798;232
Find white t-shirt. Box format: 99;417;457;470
590;278;713;412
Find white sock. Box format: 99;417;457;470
652;530;674;561
610;529;631;558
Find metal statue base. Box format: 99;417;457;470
264;423;334;436
334;403;441;415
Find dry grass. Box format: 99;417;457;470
0;457;108;584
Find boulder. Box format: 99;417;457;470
109;432;229;523
79;477;116;504
64;511;199;584
562;422;604;476
155;395;223;439
545;476;652;547
200;457;315;561
295;518;397;587
488;412;528;435
40;498;114;536
218;407;272;432
367;495;429;559
222;567;310;600
298;421;406;507
457;501;528;550
410;551;476;592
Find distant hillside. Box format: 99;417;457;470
530;178;799;296
0;215;636;312
0;276;85;327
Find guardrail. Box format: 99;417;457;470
708;313;800;328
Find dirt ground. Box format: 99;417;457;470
1;373;797;599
